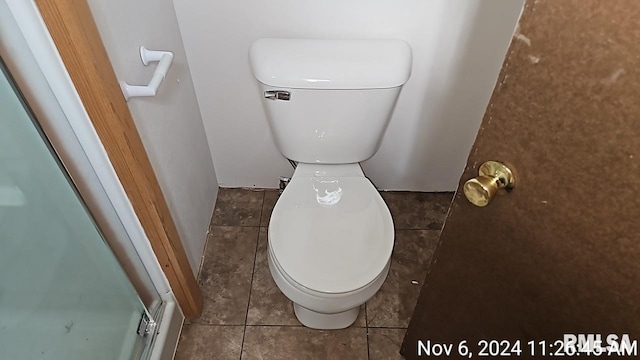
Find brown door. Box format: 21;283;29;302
401;1;640;359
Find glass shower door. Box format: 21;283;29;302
0;58;151;358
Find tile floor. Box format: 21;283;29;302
175;188;453;360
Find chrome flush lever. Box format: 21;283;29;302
264;90;291;101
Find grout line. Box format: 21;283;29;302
365;303;369;328
245;324;303;328
185;322;382;329
187;322;247;327
366;326;409;330
365;303;371;360
393;227;445;231
242;323;367;328
238;191;266;360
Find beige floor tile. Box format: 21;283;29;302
368;328;406;360
367;230;440;327
253;227;269;270
246;268;298;326
203;226;259;274
260;190;279;226
246;229;296;325
212;188;264;226
175;324;243;360
194;226;259;325
246;228;296;325
242;326;367;360
197;270;253;325
381;192;453;230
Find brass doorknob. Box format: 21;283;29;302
463;161;515;207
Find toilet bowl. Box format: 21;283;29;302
268;163;394;329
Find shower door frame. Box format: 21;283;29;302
1;1;184;358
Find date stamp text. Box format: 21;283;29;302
416;334;638;357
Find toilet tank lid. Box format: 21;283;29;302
249;38;413;90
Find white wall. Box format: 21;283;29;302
87;0;218;275
173;0;524;191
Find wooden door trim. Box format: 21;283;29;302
35;0;202;318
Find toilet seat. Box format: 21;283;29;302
268;164;394;295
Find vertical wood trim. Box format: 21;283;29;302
35;0;202;318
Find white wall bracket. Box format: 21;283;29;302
120;46;174;101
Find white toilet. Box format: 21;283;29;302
249;38;412;329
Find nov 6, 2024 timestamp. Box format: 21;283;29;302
417;334;638;358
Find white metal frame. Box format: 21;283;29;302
1;1;184;359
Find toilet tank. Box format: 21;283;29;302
249;38;412;164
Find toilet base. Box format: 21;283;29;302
293;303;359;330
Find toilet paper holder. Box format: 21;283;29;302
120;46;173;101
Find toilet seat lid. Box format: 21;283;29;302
268;176;394;294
